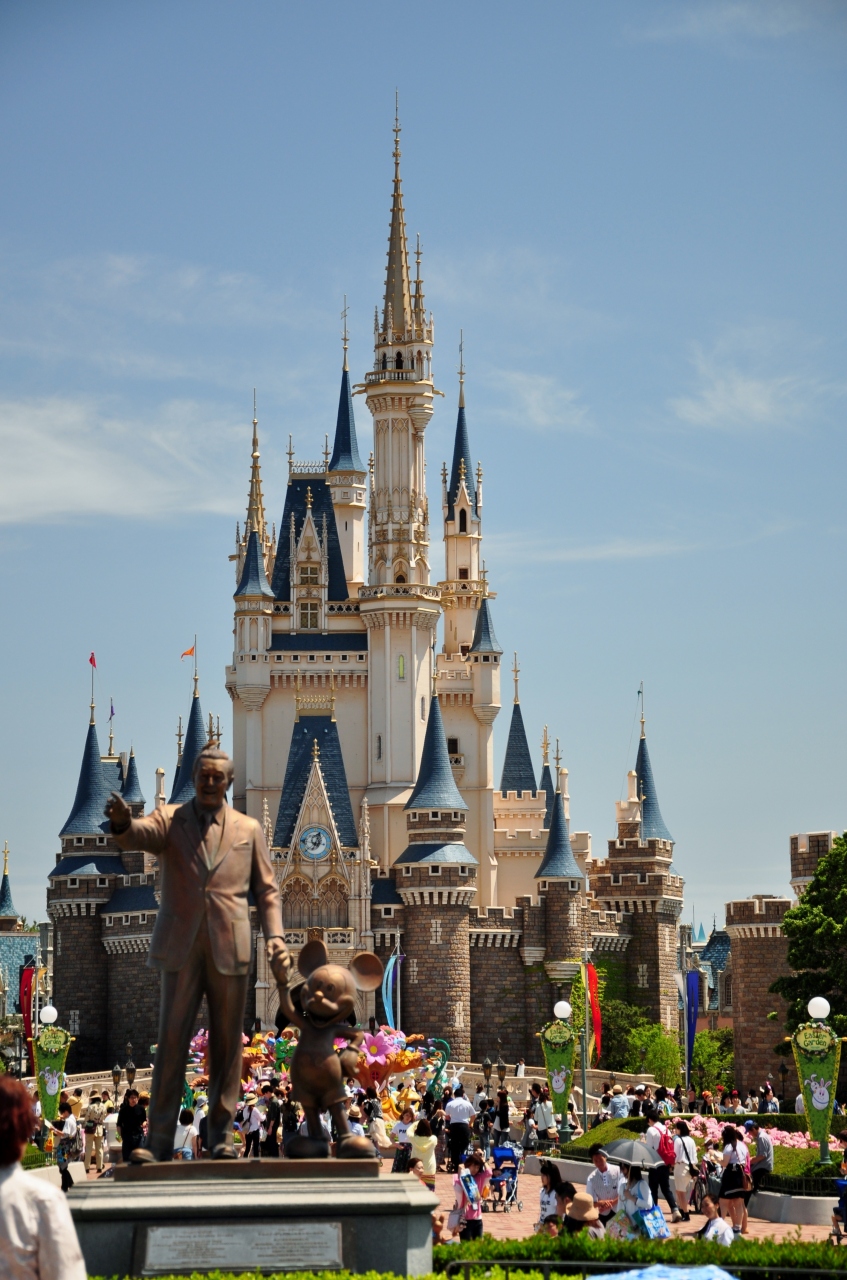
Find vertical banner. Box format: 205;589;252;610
32;1026;74;1124
539;1017;576;1115
791;1020;841;1150
381;954;397;1030
686;971;699;1088
19;965;35;1075
585;963;602;1062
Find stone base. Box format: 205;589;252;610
69;1162;437;1277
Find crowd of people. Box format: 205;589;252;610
598;1078;791;1121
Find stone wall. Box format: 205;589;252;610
399;866;473;1059
468;906;525;1062
726;896;796;1097
53;912;109;1071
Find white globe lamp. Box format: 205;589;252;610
808;997;831;1021
39;1004;57;1025
553;1000;572;1021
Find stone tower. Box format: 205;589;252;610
396;692;477;1059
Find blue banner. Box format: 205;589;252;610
686;970;699;1086
382;954;396;1029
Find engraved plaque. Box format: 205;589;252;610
142;1220;342;1274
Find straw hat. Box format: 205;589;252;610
244;1093;258;1104
348;1106;362;1119
612;1084;623;1095
566;1191;599;1223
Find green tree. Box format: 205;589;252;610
691;1028;734;1093
626;1024;682;1085
598;1000;650;1072
770;833;847;1035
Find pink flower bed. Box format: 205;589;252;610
687;1114;818;1149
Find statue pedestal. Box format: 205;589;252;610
69;1160;437;1278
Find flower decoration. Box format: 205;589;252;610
362;1031;392;1064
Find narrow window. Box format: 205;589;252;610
376;734;382;761
430;919;443;944
459;509;467;532
398;654;405;680
447;737;459;755
300;603;319;629
396;351;404;369
381;353;387;369
458;567;469;580
300;565;319;584
420;696;425;720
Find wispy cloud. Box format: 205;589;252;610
488;520;795;567
0;396;247;525
486;369;590;432
668;329;840;432
631;0;829;45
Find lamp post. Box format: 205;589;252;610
807;996;833;1163
112;1063;122;1096
778;1060;789;1105
609;1071;616;1091
496;1038;507;1086
125;1042;136;1089
482;1056;492;1093
553;998;584;1131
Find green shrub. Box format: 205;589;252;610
21;1144;48;1170
434;1232;847;1272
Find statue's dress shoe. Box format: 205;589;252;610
285;1133;330;1159
211;1143;238;1160
128;1147;171;1164
335;1133;379;1160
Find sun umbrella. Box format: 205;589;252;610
602;1138;663;1168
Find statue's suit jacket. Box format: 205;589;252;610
113;802;283;976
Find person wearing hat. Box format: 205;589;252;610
744;1119;773;1190
453;1151;491;1240
240;1094;262;1158
563;1191;606;1239
347;1105;366;1138
81;1092;106;1174
608;1084;631;1119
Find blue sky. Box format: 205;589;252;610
1;1;845;930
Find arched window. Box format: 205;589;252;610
421;696;426;721
398;654;405;679
416;350;423;374
283;878;311;930
459;508;467;533
395;573;406;584
320;878;348;928
381;353;387;370
395;351;404;369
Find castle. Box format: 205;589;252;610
46;122;691;1072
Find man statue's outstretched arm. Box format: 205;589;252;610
105;792;168;854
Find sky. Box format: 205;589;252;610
0;0;845;929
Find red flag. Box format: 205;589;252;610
89;652;97;668
20;966;35;1075
586;962;602;1062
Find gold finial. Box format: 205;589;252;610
554;737;562;774
253;388;258;432
441;461;448;485
2;841;8;877
639;680;645;739
312;738;321;761
512;652;520;704
208;712;214;741
305;486;313;509
287;434;294;471
458;456;466;483
541;726;550;766
458;330;465;409
323;434;330;469
176;715;183;764
342;294;349;371
216;715;221;742
481;560;488;594
431;644;438;697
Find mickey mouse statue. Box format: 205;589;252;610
277;938;383;1158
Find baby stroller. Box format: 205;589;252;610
690;1156;723;1214
486;1144;523;1213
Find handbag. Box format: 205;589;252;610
606;1209;639;1241
392;1144;411;1173
638;1205;672;1240
446;1204;465;1233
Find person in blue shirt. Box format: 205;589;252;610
608;1086;631;1119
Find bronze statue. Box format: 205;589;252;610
278;939;382;1158
105;745;290;1161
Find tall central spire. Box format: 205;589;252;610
383;97;413;337
246;390;266;544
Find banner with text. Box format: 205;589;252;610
791;1020;841;1146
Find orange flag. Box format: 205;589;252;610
180;645;195;660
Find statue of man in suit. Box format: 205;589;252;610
105;744;290;1161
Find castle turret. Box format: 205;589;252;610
0;842;20;931
121;749;146;814
539;727;555;829
169;675;206;805
327;321;367;589
499;655;536;798
440;363;483;656
395;693;477;1057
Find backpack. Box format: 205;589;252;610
655;1122;675;1166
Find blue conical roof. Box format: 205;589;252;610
635;733;673;843
447;400;477;523
328;367;364;472
539;762;555;828
535;789;582;879
406;695;467;812
122;750;145;806
61;720;110;836
500;703;536;797
169;691;206;805
235;529;274;599
273;715;358;848
469;598;502;654
0;865;18;918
